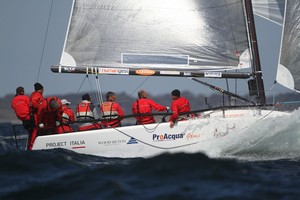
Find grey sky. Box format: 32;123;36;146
0;0;289;99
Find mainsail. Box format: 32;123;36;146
252;0;284;25
58;0;252;73
276;0;300;92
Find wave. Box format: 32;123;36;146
1;149;300;199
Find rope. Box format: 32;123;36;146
128;77;150;97
113;127;199;150
36;0;54;81
94;75;104;106
76;75;89;95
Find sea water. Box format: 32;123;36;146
1;111;300;199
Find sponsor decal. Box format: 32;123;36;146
63;67;76;72
98;140;127;146
160;71;180;75
135;69;155;76
204;71;222;78
214;124;235;138
70;140;86;149
153;133;185;141
98;68;129;75
127;137;138;144
46;142;67;148
45;140;86;149
184;72;191;76
225;113;244;117
186;133;200;140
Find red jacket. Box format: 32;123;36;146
30;91;43;114
132;98;166;124
11;95;31;121
100;101;124;128
169;97;190;122
37;97;63;131
57;105;75;133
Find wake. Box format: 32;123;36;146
204;109;300;160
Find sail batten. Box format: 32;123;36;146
59;0;252;72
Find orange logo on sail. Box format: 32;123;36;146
135;69;155;76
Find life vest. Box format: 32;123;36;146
11;95;31;121
76;102;94;120
101;101;118;119
76;101;100;131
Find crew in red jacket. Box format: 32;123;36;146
37;97;63;135
169;89;191;128
100;91;124;128
132;90;168;125
28;82;44;150
57;99;75;133
11;86;34;131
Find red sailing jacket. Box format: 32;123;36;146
132;98;166;124
30;91;43;114
11;95;30;121
37;97;63;131
100;101;124;128
57;105;75;133
169;97;191;122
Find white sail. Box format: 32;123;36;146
59;0;251;72
252;0;284;25
276;0;300;92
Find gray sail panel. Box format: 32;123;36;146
276;0;300;92
252;0;284;25
61;0;250;71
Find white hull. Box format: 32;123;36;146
32;109;290;158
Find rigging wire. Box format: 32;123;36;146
128;77;151;97
36;0;54;81
94;74;104;105
76;75;89;95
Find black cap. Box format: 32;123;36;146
171;89;181;97
82;93;91;101
34;82;43;91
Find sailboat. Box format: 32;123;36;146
32;0;295;158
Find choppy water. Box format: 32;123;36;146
1;110;300;199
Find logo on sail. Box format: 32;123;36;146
135;69;155;76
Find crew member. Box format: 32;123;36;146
100;91;124;128
76;93;101;131
57;99;75;133
169;89;191;128
37;97;63;135
132;90;168;125
28;82;44;150
11;86;34;131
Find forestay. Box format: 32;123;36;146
59;0;252;72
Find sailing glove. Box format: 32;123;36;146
39;123;44;128
55;121;60;126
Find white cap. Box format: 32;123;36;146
61;99;71;105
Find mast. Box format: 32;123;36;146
245;0;266;105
